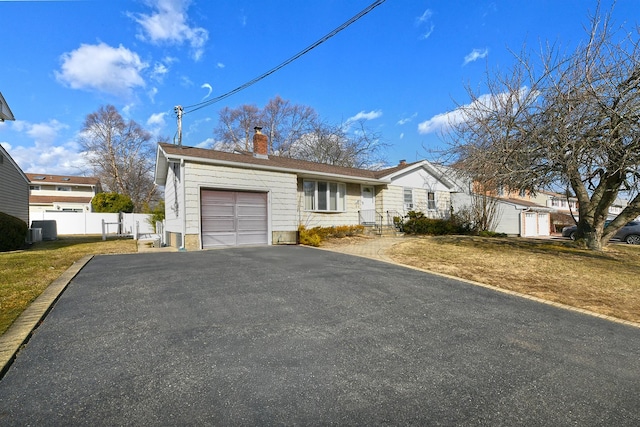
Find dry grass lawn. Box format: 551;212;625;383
386;236;640;324
0;236;137;335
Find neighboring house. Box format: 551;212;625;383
451;181;553;237
27;173;102;215
0;144;30;225
491;197;552;237
154;128;458;250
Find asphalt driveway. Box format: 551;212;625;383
0;246;638;425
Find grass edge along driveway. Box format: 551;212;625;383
386;235;640;324
0;236;137;335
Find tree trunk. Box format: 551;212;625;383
583;231;604;251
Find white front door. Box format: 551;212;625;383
361;186;375;224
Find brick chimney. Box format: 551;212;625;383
399;159;406;166
253;126;268;158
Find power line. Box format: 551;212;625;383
182;0;386;115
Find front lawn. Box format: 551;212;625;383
0;236;137;335
388;236;640;323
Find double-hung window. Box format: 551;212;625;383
304;180;346;212
403;188;413;210
427;192;436;210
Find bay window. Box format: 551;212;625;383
304;180;346;212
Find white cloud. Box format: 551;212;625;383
347;110;383;123
417;109;466;134
397;113;417;126
147;112;167;127
217;62;225;69
121;103;135;118
416;9;432;24
463;48;489;65
132;0;209;61
201;83;213;100
196;137;215;149
2;121;87;174
147;111;168;137
416;9;435;40
148;87;159;103
152;62;169;81
418;88;533;135
55;43;147;97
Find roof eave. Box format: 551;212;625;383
155;148;391;185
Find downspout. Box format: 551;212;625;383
181;158;186;250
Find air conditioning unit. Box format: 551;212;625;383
26;228;43;244
30;220;58;240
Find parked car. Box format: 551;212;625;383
562;221;640;244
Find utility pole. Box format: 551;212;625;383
174;105;183;146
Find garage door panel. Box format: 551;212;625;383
237;232;268;245
237;205;267;216
238;218;268;232
202;205;235;216
203;191;235;204
236;192;267;204
202;233;237;247
201;189;268;248
202;218;236;233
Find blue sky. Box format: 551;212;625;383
0;0;636;176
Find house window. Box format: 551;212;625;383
427;192;436;210
404;188;413;210
57;186;71;192
303;180;346;212
30;185;41;191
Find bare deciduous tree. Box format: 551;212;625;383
79;105;158;211
213;104;260;152
261;95;318;156
447;5;640;250
212;96;387;169
290;120;386;168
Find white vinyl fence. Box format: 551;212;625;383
29;211;155;237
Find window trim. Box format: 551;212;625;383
303;180;346;212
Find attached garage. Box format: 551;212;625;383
201;189;268;248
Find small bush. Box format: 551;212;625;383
298;224;365;246
401;210;465;236
0;212;28;252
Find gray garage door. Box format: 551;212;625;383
201;189;268;248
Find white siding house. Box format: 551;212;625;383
154;130;459;250
0;144;29;225
27;174;102;215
